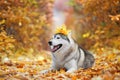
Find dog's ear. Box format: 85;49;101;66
68;31;72;38
67;31;74;44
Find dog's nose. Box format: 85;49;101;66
48;41;52;45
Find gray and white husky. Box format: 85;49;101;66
41;32;94;73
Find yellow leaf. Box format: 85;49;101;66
82;32;90;38
18;22;22;26
55;24;70;36
60;68;65;73
107;53;116;60
72;75;77;80
109;14;120;21
0;19;5;25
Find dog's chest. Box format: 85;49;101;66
52;54;67;67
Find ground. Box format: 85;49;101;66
0;48;120;80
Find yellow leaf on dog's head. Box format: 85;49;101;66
55;24;70;36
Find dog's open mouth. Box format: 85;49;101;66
51;44;62;52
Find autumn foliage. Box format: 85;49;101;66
0;0;120;79
0;51;120;80
72;0;120;49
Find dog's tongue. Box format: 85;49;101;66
51;45;59;52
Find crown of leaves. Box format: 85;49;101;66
55;24;70;36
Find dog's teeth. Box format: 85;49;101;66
51;46;54;49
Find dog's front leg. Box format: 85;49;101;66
40;62;59;74
40;68;53;74
64;59;77;73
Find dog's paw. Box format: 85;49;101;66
40;70;49;74
66;68;77;73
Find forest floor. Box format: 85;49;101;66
0;48;120;80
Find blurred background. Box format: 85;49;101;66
0;0;120;61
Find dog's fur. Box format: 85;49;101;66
41;32;94;73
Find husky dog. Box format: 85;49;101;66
41;32;94;73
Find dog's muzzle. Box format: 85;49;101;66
48;41;62;52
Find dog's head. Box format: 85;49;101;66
48;32;74;53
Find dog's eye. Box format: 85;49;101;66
57;37;60;39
